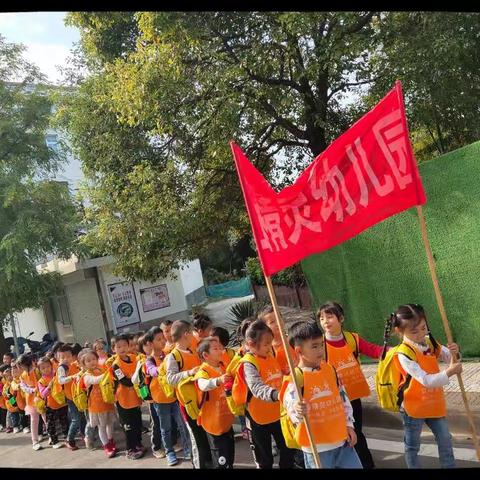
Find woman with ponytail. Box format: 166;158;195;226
391;303;461;468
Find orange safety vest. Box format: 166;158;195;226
171;348;201;372
11;379;26;411
272;342;298;375
58;362;80;401
190;335;200;354
280;363;348;447
38;376;65;410
2;381;18;413
149;355;176;405
196;363;234;436
112;355;142;409
245;354;283;425
0;381;6;410
325;333;370;400
21;370;39;407
393;343;446;418
83;367;115;414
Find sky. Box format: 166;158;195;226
0;12;84;189
0;12;80;84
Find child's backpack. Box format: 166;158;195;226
278;367;306;449
72;374;90;412
50;376;66;405
99;370;116;404
375;342;416;412
176;372;206;420
228;353;259;416
153;357;175;399
33;395;46;415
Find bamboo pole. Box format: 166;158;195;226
264;275;322;469
416;205;480;461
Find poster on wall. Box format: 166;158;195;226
107;282;141;329
139;284;171;312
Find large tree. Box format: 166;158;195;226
61;11;382;280
0;36;79;353
365;12;480;161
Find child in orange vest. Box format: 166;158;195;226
110;333;146;460
191;313;213;353
56;344;82;450
144;326;191;466
165;320;212;468
258;305;299;375
17;353;46;450
196;338;235;468
10;361;28;432
160;320;175;355
93;338;110;367
78;348;118;458
281;321;362;469
135;334;165;460
239;320;295;469
0;365;10;432
37;357;69;449
317;301;384;468
389;304;460;469
211;326;236;369
1;366;22;433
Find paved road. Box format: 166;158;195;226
202;295;255;327
1;412;478;468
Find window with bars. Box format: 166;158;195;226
50;293;71;326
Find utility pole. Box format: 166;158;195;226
9;313;20;357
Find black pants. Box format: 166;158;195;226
116;403;143;451
38;413;45;435
0;408;6;427
206;427;235;469
351;398;375;468
246;412;295;469
46;406;69;444
21;411;29;429
185;413;213;468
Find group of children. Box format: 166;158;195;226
0;302;462;469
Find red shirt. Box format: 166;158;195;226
326;335;384;359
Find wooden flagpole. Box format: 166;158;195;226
264;275;322;469
416;205;480;461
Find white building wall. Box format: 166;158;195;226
179;259;205;295
99;264;188;332
2;308;48;342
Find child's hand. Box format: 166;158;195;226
446;355;462;377
447;343;460;358
294;400;307;419
346;427;357;447
188;366;200;376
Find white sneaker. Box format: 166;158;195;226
52;442;64;449
38;435;44;442
0;426;5;432
23;427;30;434
13;427;21;434
33;443;42;451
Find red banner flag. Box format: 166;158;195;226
231;81;426;277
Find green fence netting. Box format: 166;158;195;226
205;277;253;298
302;140;480;357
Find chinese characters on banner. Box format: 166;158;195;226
107;282;141;329
231;82;426;277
